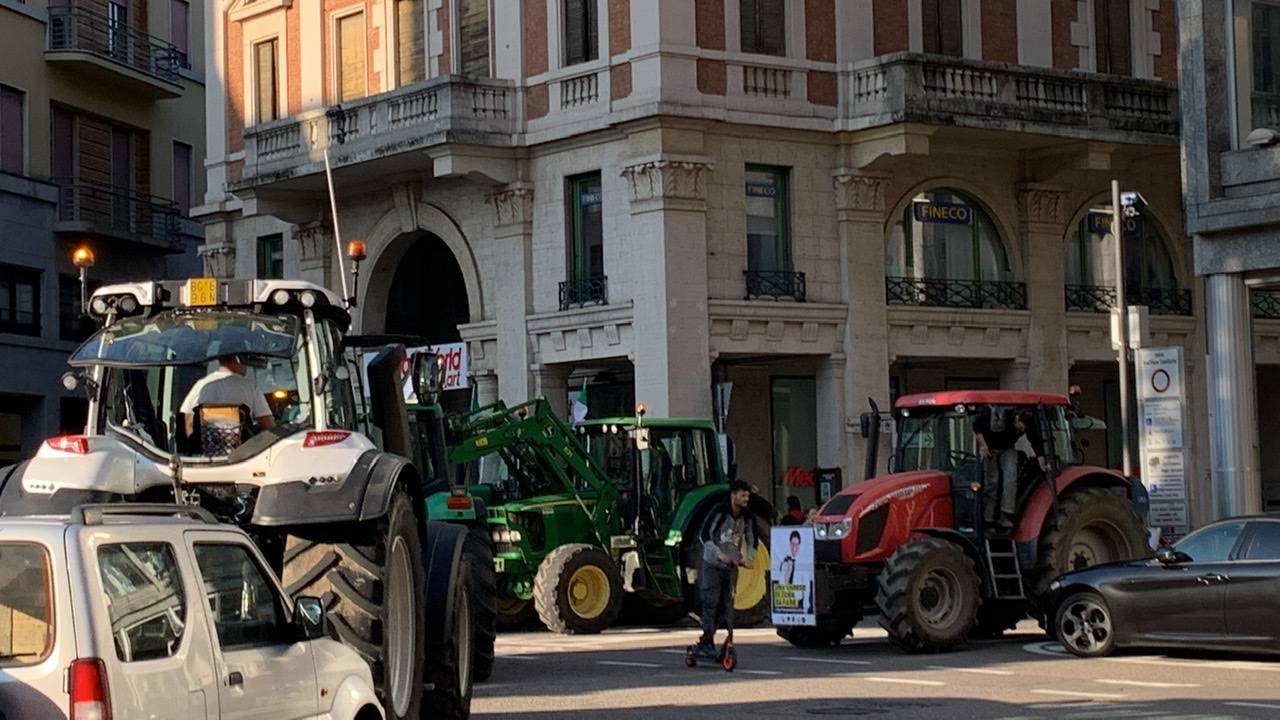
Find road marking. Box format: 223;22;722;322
1225;702;1280;711
503;655;544;661
1095;679;1201;689
1106;656;1280;673
1031;689;1126;700
865;677;946;687
786;656;873;666
598;660;663;668
738;669;783;676
927;665;1014;676
657;649;687;655
1022;642;1070;658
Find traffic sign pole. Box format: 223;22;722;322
1112;180;1134;478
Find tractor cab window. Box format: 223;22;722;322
311;316;356;431
895;409;979;473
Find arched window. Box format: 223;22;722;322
1065;209;1186;314
887;189;1011;282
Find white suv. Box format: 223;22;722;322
0;504;382;720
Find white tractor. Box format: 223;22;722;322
0;277;478;720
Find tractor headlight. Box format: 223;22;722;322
299;290;317;308
829;518;853;539
509;530;523;543
814;523;829;539
271;289;291;305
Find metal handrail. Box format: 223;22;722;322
558;275;608;311
885;276;1028;310
53;178;181;243
744;270;806;301
47;6;183;84
1065;284;1192;316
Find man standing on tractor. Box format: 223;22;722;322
694;480;757;655
975;406;1047;533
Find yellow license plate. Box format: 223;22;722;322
188;278;218;306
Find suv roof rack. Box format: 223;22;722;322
72;503;218;526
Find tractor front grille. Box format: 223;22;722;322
509;511;547;552
855;503;890;556
815;539;844;564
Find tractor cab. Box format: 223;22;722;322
889;391;1077;538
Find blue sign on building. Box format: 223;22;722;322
913;201;972;225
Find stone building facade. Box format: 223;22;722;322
0;0;207;460
199;0;1236;522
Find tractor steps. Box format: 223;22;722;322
983;536;1025;600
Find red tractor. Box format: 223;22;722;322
778;390;1150;652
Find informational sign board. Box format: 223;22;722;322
1136;347;1188;534
913;201;972;225
770;527;815;627
360;342;469;404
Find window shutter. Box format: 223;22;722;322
1095;0;1132;75
51;107;75;180
254;40;277;123
0;86;24;175
923;0;940;54
338;13;367;102
458;0;490;76
923;0;963;57
564;0;587;65
397;0;425;85
758;0;786;56
586;0;599;62
739;0;759;53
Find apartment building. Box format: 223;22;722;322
199;0;1234;525
0;0;206;460
1180;1;1280;519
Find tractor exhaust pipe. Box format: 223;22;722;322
862;397;881;480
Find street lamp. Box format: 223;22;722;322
1111;184;1148;479
72;245;95;316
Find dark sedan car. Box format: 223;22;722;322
1047;514;1280;658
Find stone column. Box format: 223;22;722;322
1018;185;1069;392
1000;358;1031;390
198;240;236;279
534;365;571;420
489;184;535;404
473;372;500;407
620;157;715;418
295;221;334;290
816;357;847;473
1205;272;1262;518
834;171;893;483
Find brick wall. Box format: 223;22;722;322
610;0;631;56
440;0;452;77
1051;0;1078;70
1153;0;1178;83
524;0;547;76
611;63;632;100
805;0;835;62
982;0;1018;63
286;2;301;115
873;0;908;55
226;14;244;154
696;0;726;95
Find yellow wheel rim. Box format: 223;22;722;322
735;541;770;611
497;597;528;617
567;565;611;620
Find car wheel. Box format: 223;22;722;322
1055;592;1117;658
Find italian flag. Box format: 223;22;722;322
570;382;589;425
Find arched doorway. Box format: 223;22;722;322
384;231;471;344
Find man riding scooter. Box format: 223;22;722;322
691;480;757;660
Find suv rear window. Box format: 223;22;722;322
0;543;54;667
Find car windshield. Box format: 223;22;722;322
70;311;299;367
0;542;54;666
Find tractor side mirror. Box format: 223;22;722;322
412;352;445;403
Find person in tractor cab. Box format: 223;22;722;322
694;480;757;655
180;354;276;450
975;406;1048;533
780;495;806;526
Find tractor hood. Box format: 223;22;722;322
812;470;954;562
815;471;949;523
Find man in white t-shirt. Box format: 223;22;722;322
180;355;276;438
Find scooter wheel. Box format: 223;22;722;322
721;648;736;672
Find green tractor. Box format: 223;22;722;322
445;398;774;634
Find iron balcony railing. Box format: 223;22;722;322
47;6;183;84
885;276;1028;310
53;179;181;246
1064;285;1193;316
744;270;806;302
1253;290;1280;320
559;275;607;311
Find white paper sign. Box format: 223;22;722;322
1143;449;1186;501
771;527;816;627
1135;347;1188;533
360;342;470;404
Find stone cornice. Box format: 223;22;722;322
620;157;713;204
833;171;889;216
295;220;332;261
1017;185;1068;226
489;183;534;230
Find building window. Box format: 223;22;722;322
923;0;964;57
108;1;129;61
397;0;425;86
50;107;75;180
337;12;368;102
1094;0;1132;75
563;0;598;66
1252;2;1280;131
0;84;24;175
567;173;603;282
59;275;96;342
253;39;279;124
1065;208;1186;314
745;166;791;274
258;234;284;279
173;141;193;215
171;0;191;68
459;0;491;76
0;265;40;337
739;0;785;56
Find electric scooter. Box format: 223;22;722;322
684;568;739;672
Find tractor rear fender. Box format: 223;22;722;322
912;527;981;566
423;520;469;645
251;450;423;526
1012;467;1130;544
676;488;776;547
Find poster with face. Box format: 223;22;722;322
771;527;816;626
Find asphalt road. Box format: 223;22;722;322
473;621;1280;719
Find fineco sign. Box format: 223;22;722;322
913;201;973;226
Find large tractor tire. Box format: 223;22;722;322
464;527;498;682
533;544;624;634
777;619;855;648
683;516;772;628
876;538;981;653
282;488;429;720
424;524;474;720
1031;487;1149;598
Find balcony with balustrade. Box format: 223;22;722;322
238;76;517;190
840;53;1179;144
1065;285;1193;316
45;6;184;99
52;180;194;252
